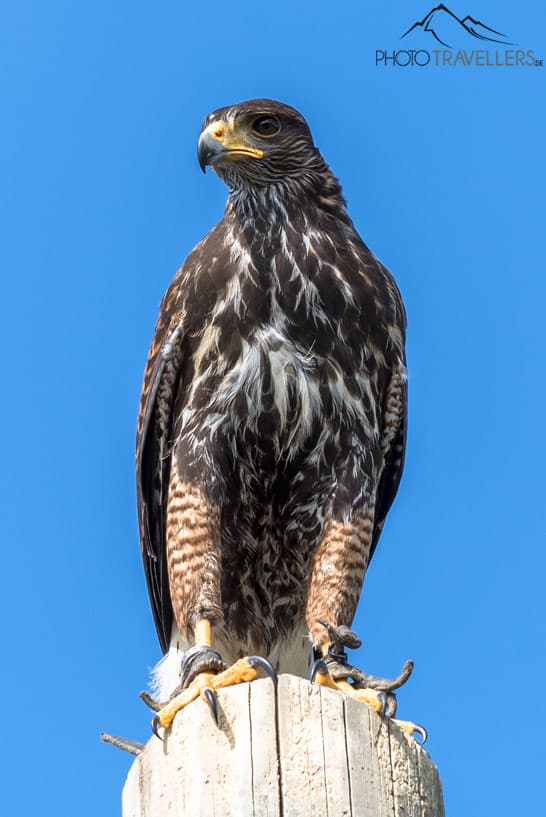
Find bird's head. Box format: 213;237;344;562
197;99;327;192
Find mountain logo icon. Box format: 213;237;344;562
401;4;515;48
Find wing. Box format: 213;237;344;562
136;221;230;652
370;364;408;559
350;249;408;561
136;273;186;653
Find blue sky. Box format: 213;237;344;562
1;1;544;814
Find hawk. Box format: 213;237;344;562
137;99;422;738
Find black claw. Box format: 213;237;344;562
413;724;428;744
151;715;164;741
247;655;278;684
310;658;329;683
180;645;226;688
377;691;387;716
203;687;218;725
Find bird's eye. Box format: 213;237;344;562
251;116;281;138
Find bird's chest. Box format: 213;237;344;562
182;247;385;458
190;313;369;455
211;318;323;447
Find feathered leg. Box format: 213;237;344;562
149;455;276;735
306;504;425;742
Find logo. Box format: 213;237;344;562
402;5;514;48
376;3;542;68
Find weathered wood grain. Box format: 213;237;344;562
122;675;444;817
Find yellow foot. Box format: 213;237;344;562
153;656;276;736
311;660;427;743
311;660;387;713
393;718;428;743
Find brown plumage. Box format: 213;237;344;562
136;99;407;700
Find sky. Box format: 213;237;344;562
0;1;544;815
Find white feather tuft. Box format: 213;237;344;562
149;621;313;702
149;626;189;702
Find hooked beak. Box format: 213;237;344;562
197;129;225;173
197;120;264;173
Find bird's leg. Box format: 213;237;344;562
151;619;277;736
306;513;390;713
151;619;222;733
310;622;390;713
153;465;275;736
305;510;426;742
310;621;427;742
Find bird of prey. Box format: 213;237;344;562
137;99;422;739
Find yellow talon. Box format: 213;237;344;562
311;639;425;742
312;664;340;692
313;666;385;713
158;671;215;728
210;657;261;689
336;680;385;712
156;655;276;731
393;719;428;743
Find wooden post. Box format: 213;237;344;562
122;674;445;817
